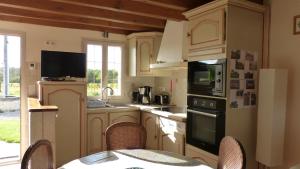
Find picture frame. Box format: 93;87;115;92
294;15;300;35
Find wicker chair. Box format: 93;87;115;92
217;136;246;169
105;122;147;150
21;139;54;169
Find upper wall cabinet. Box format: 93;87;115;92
184;7;226;59
187;9;225;50
128;32;162;77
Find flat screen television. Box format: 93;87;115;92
41;50;86;80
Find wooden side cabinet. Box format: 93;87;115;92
185;9;226;51
128;32;162;77
141;112;159;150
87;113;108;154
38;81;87;167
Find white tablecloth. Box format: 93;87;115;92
59;149;213;169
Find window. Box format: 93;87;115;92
87;44;102;96
85;41;123;97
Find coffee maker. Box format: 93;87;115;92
138;86;152;105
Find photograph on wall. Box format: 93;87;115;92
294;15;300;35
229;49;258;109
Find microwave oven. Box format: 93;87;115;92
188;59;226;97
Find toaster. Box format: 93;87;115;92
154;95;169;105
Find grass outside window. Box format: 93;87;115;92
0;120;20;143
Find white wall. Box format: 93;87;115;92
268;0;300;168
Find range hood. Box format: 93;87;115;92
150;20;188;70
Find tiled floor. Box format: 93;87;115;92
0;141;20;160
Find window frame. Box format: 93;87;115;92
83;39;125;100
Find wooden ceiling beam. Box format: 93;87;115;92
0;13;131;34
0;0;166;29
131;0;202;11
0;5;162;32
52;0;185;20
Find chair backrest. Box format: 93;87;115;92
105;122;147;150
217;136;246;169
21;139;54;169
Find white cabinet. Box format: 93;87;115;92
38;81;87;167
185;144;218;169
87;113;108;154
141;112;159;150
128;32;162;76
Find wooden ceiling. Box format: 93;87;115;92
0;0;263;35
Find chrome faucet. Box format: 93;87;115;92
101;87;114;104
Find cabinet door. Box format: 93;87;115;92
141;112;159;150
109;111;140;125
159;117;185;155
137;38;154;76
187;9;225;51
47;89;82;167
159;131;185;155
185;144;218;168
87;113;108;154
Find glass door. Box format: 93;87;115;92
0;34;21;163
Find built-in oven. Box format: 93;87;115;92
188;59;226;97
186;95;226;155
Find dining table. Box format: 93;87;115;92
59;149;213;169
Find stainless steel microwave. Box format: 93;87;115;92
188;59;226;97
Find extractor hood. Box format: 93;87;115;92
150;20;188;70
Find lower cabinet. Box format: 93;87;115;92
159;117;185;155
141;111;186;155
141;112;159;150
87;113;108;154
86;110;140;155
185;144;218;169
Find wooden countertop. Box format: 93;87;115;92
28;97;58;112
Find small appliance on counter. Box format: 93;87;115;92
138;86;152;105
154;94;170;105
131;91;140;104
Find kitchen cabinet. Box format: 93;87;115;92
86;109;140;155
185;144;218;168
159;117;185;155
87;113;108;154
141;112;159;150
128;32;162;77
38;81;86;167
109;111;140;124
186;8;226;52
141;111;186;155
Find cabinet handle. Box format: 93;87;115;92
187;33;191;37
154;135;157;139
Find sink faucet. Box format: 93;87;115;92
101;87;114;104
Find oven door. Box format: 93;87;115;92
188;59;226;97
186;109;225;155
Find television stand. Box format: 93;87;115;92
42;77;66;81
